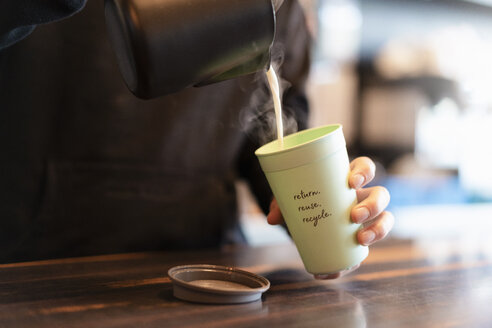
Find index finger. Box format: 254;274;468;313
349;156;376;189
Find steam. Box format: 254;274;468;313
239;44;299;146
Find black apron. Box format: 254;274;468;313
0;0;310;262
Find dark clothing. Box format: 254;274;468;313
0;0;310;263
0;0;87;50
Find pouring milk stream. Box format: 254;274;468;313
266;66;284;148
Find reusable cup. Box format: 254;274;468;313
255;124;368;275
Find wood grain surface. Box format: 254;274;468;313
1;237;492;327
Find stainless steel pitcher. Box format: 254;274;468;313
105;0;280;99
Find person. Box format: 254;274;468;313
0;0;393;277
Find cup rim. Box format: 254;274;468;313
255;124;342;157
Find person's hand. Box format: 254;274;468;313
266;156;394;279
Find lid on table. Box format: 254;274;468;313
168;264;270;304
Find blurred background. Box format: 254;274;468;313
239;0;492;247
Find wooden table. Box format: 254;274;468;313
1;237;492;327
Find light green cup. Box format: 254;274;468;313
255;124;368;275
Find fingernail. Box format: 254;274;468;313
352;174;365;189
353;206;370;223
360;230;376;245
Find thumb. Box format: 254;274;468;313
267;198;284;225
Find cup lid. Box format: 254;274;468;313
168;264;270;304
